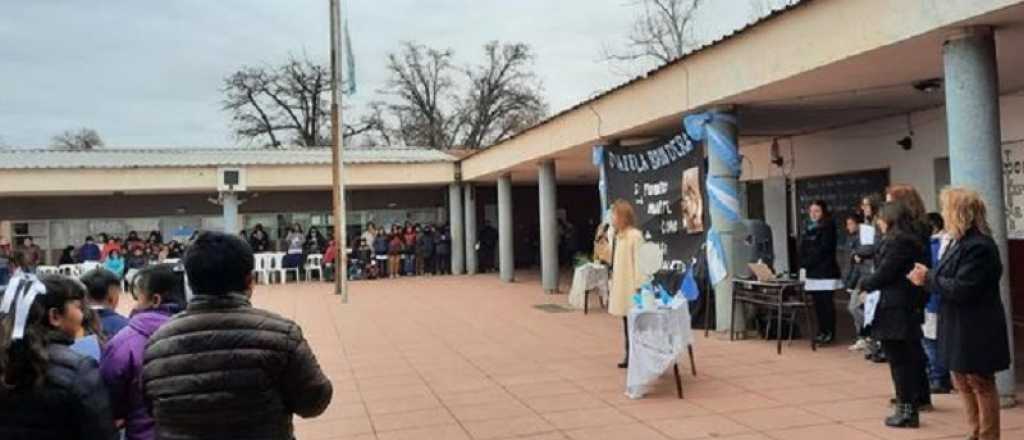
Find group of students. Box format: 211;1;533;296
349;222;459;280
0;231;333;440
799;185;1011;437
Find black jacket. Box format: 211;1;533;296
799;218;841;279
0;332;117;440
928;229;1011;374
142;293;332;440
860;232;928;341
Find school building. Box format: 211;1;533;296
1;0;1023;391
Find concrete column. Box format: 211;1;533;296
498;174;515;282
448;183;465;275
222;192;239;234
707;107;741;332
464;184;478;275
538;160;559;293
943;26;1016;402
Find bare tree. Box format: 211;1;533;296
458;42;547;148
223;55;375;148
603;0;704;69
380;42;459;149
52;128;104;150
379;41;547;149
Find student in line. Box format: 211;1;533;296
81;268;129;340
142;231;332;439
100;264;185;440
0;274;118;440
860;201;930;429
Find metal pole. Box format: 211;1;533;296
329;0;348;302
943;26;1016;404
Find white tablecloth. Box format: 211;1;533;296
626;301;693;399
568;263;609;309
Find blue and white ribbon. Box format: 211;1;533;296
684;111;741;285
1;272;47;340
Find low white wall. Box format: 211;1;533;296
742;95;1024;212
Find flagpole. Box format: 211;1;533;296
329;0;348;302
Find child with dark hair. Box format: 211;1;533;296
100;264;185;440
922;212;952;394
80;268;129;339
0;274;117;439
142;231;332;439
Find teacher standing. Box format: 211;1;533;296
608;200;644;369
799;200;841;345
910;188;1010;440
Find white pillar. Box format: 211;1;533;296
449;183;465;275
538;160;559;293
943;26;1016;402
464;184;478;275
222;192;239;234
498;174;515;282
706;107;741;332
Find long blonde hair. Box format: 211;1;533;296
611;199;636;232
940;187;991;239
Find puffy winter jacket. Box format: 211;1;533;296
0;331;118;440
142;293;332;440
100;307;177;440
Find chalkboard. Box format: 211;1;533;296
796;169;889;228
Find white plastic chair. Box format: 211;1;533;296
305;254;324;282
252;253;273;285
58;264;81;277
36;266;59;276
79;262;100;274
272;253;298;284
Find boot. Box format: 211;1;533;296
884;403;919;428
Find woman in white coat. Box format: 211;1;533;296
608;200;645;368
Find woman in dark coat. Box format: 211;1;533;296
860;201;929;429
799;200;841;344
910;188;1010;440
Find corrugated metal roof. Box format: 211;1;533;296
479;0;809;151
0;146;456;170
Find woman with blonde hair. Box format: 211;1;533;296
910;188;1010;440
607;200;644;369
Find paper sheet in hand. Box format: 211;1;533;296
859;225;876;246
863;291;881;326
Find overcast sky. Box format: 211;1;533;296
0;0;795;147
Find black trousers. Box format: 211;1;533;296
811;291;836;336
882;339;930;404
622;317;630;361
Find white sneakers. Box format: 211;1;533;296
849;338;869;351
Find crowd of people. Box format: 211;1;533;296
797;185;1011;437
0;231;333;439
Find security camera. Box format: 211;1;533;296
897;136;913;151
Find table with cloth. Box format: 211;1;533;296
568;262;609;312
626;299;694;399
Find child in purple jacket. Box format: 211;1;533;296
100;264;185;440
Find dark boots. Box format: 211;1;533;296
618;317;629;369
885;403;919;428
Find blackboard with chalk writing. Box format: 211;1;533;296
796;169;890;232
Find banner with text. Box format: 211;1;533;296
604;134;707;266
1004;141;1024;240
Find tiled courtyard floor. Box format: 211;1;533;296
243;272;1024;440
